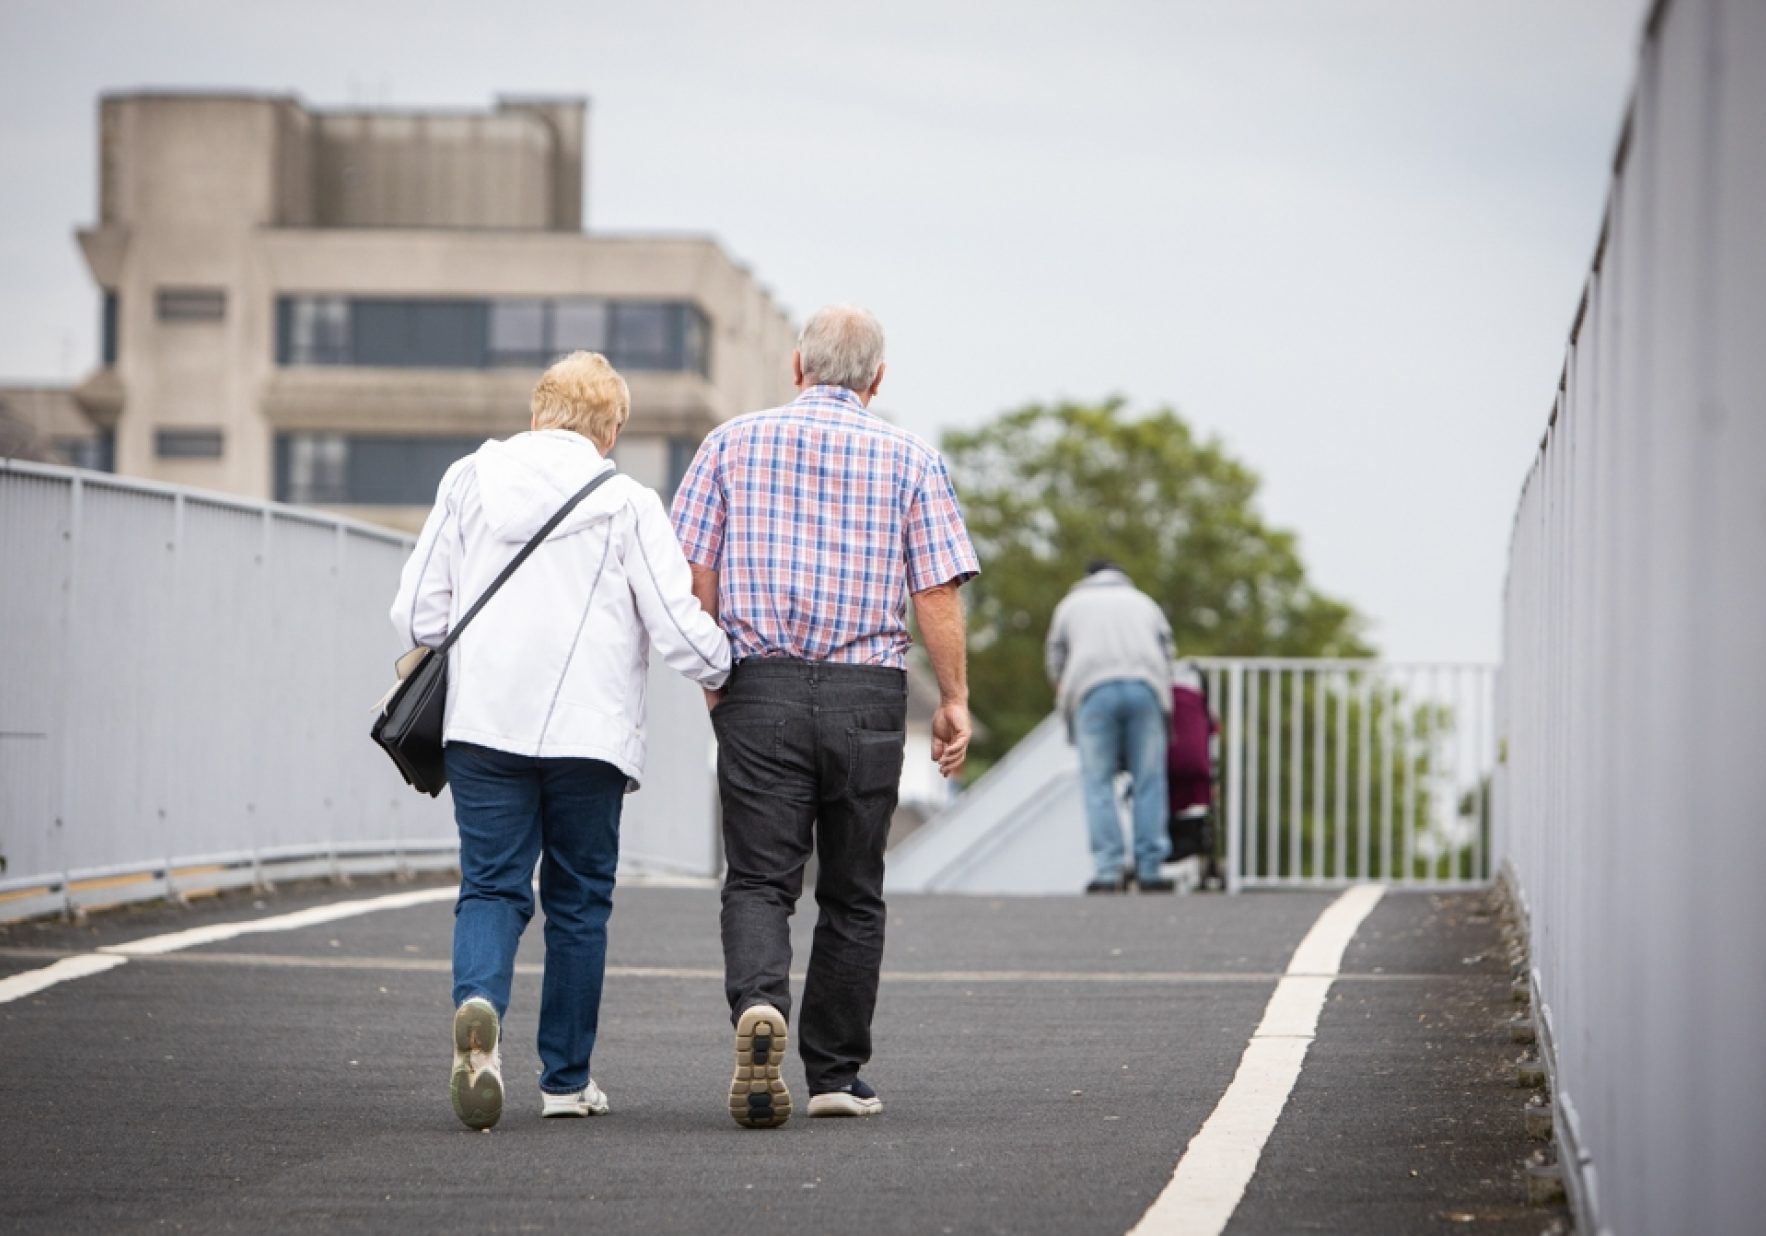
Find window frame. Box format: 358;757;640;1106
153;428;225;460
155;287;227;323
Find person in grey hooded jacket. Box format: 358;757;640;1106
1045;562;1175;892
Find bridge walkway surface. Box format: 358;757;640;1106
0;881;1549;1235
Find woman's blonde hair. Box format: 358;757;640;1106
531;351;631;447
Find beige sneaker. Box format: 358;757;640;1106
541;1080;610;1117
450;997;504;1130
728;1003;792;1128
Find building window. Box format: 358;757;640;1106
276;433;348;503
488;299;550;368
667;435;701;501
154;428;224;459
274;296;710;376
102;292;119;365
53;434;115;473
610;303;675;371
278;296;350;364
682;304;710;378
156;287;227;322
552;299;609;354
275;433;489;506
352;299;487;368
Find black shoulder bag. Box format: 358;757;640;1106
370;466;617;796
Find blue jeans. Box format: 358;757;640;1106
1074;680;1170;882
444;742;624;1095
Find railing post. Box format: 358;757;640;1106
1225;663;1244;894
161;493;185;881
53;475;83;913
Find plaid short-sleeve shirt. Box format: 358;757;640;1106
670;385;980;669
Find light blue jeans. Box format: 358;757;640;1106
1075;680;1170;883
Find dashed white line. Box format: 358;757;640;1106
1127;883;1387;1236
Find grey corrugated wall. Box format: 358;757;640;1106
1495;1;1766;1231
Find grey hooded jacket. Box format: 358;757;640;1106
1045;568;1175;734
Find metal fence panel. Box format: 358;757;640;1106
1;462;722;920
65;484;178;861
1197;659;1494;891
885;659;1492;897
0;466;455;912
1496;2;1766;1231
0;471;70;882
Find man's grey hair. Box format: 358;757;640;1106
798;303;886;392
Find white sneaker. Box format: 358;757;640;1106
807;1078;883;1118
728;1003;792;1128
542;1079;610;1118
450;997;504;1130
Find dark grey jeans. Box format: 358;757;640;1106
711;657;907;1092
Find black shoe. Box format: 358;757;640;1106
1085;873;1129;894
1137;875;1176;893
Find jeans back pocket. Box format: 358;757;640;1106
846;728;906;799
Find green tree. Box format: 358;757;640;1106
942;398;1371;773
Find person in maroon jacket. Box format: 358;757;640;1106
1167;664;1218;878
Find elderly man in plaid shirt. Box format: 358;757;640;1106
671;303;979;1128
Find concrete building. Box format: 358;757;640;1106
0;387;108;468
57;91;797;528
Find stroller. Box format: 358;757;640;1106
1166;662;1224;890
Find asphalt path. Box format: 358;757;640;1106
1;881;1544;1234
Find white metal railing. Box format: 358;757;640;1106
1193;659;1495;891
0;461;460;920
0;460;721;923
884;659;1493;896
1494;1;1766;1232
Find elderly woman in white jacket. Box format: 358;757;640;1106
390;351;731;1131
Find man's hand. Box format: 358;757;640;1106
930;702;971;778
703;687;725;713
911;580;971;779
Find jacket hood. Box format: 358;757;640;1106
1072;567;1133;592
472;430;624;543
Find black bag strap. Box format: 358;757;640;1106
433;465;618;658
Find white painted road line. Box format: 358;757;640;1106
0;885;458;1004
1128;883;1387;1236
99;886;457;956
0;953;129;1005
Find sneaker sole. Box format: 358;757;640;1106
806;1091;884;1118
729;1004;791;1129
451;1000;503;1131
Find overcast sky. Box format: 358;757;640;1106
0;0;1649;662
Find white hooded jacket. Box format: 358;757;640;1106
389;429;731;788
